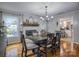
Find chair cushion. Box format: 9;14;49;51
25;39;34;43
25;39;38;49
26;43;38;49
47;44;52;47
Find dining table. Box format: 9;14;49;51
24;35;48;56
26;35;48;46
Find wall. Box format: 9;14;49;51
20;14;46;37
48;10;79;43
47;17;60;33
3;10;79;44
2;11;47;44
0;12;4;56
73;11;79;43
20;10;79;43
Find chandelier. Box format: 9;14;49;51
40;5;54;21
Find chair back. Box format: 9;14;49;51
20;31;27;51
47;33;54;44
55;32;61;48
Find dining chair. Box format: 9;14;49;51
20;31;41;57
52;32;61;56
55;32;61;49
39;33;56;57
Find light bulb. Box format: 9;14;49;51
42;18;44;21
46;15;48;18
48;18;49;20
40;17;43;19
51;16;54;18
40;17;44;20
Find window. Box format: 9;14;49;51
3;14;19;37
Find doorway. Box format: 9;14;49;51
60;17;75;56
60;18;73;40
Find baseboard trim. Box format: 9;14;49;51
61;38;79;45
7;41;21;46
74;42;79;45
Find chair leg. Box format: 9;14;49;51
21;46;24;57
51;48;56;56
54;48;56;56
44;47;47;57
25;50;27;57
51;49;54;56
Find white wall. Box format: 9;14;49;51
3;10;79;44
47;17;60;33
48;11;76;33
73;11;79;43
20;14;46;36
2;12;47;44
48;10;79;43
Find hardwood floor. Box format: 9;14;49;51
60;38;79;57
6;43;60;57
6;38;79;57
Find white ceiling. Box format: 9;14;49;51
0;2;79;16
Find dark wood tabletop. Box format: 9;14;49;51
26;36;48;46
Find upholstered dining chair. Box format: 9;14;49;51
20;31;41;57
39;33;56;57
55;32;61;49
52;32;61;56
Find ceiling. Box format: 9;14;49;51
0;2;79;16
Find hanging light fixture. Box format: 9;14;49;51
40;5;54;21
40;5;54;32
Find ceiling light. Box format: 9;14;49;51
40;17;44;20
40;17;43;19
46;15;48;18
40;5;54;21
48;18;49;20
51;16;54;18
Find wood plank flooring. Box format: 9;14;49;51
6;38;79;57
